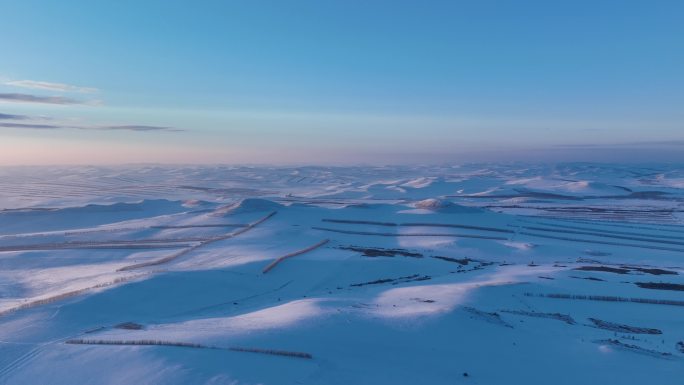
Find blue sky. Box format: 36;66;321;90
1;0;683;164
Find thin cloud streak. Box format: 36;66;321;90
0;112;29;120
0;113;182;132
0;93;86;105
0;122;60;129
4;79;98;94
555;140;684;148
100;125;183;132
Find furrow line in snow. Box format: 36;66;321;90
517;226;684;246
321;219;513;233
518;231;684;253
515;220;684;240
311;227;508;240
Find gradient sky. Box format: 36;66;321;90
1;0;683;165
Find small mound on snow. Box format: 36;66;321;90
182;199;207;208
413;199;482;213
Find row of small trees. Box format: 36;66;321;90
65;339;313;359
66;339;206;348
119;211;277;271
0;275;139;318
525;292;684;307
262;239;329;273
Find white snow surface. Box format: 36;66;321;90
0;163;683;384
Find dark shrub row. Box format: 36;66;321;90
525;293;684;307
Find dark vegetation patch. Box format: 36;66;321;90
569;275;605;282
228;346;313;359
589;318;662;334
677;342;684;353
338;246;423;258
462;307;513;328
66;339;206;349
340;245;492;275
432;257;493;274
65;340;313;359
350;274;431;287
634;282;684;291
119;211;277;271
574;266;630;274
262;239;329;273
0;276;137;318
0;242;191;252
525;293;684;307
500;310;575;325
577;257;602;264
629;267;678;276
595;339;673;359
114;322;144;330
574;265;678;276
432;256;471;265
411;298;436;303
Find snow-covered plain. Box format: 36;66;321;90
0;164;683;384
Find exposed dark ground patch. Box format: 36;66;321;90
411;298;436;303
574;266;631;274
500;310;575;325
569;275;605;282
526;292;684;307
432;256;472;265
114;322;144;330
462;307;513;328
629;267;678;276
350;274;431;287
589;318;662;334
634;282;684;291
574;265;678;276
595;339;673;359
338;245;423;258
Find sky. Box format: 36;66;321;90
1;0;683;165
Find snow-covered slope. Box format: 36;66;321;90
0;164;683;384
